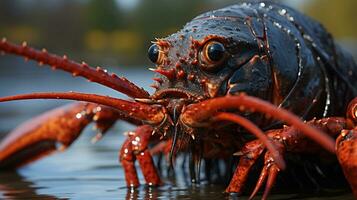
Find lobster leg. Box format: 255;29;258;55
149;139;173;157
227;117;348;198
248;142;284;200
336;98;357;198
180;94;341;197
120;125;161;187
0;102;122;169
225;139;265;194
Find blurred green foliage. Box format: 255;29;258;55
303;0;357;39
0;0;355;66
86;0;122;31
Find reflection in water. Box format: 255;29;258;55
123;184;228;200
0;171;64;200
125;187;158;200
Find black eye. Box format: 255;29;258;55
148;44;162;64
207;42;225;62
199;41;227;71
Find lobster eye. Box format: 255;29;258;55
148;44;163;64
200;41;227;71
206;42;225;61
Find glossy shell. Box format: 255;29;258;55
152;1;357;122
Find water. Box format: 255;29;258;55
0;59;354;199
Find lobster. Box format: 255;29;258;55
0;1;356;199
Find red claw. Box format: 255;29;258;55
0;103;119;168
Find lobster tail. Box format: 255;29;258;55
0;39;149;98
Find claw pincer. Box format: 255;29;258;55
0;103;116;168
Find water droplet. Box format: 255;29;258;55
76;113;82;119
273;22;282;28
95;106;102;112
279;9;287;15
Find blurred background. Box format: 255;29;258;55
0;0;356;66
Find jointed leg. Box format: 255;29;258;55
119;125;161;187
225;139;265;193
228;117;348;199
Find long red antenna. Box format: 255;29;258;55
0;92;164;124
0;38;149;98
